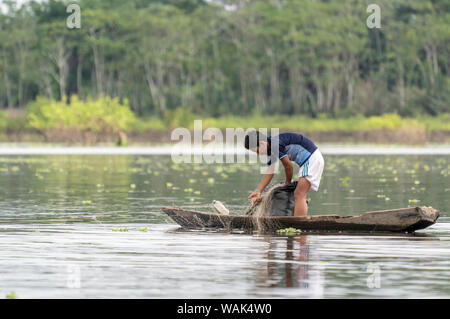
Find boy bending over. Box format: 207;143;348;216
245;131;324;217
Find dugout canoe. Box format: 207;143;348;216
162;206;439;233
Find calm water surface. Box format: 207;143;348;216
0;154;449;298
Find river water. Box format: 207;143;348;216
0;151;449;298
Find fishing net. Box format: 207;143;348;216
169;191;281;231
243;181;312;232
167;182;305;233
245;181;298;217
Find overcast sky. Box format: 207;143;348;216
0;0;233;14
0;0;46;14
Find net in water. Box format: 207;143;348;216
245;181;299;217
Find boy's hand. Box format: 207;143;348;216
248;191;261;206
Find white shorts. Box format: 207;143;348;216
298;149;324;191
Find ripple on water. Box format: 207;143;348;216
0;154;449;298
0;221;449;298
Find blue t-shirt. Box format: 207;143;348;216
267;132;317;167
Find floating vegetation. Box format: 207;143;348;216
139;227;148;232
5;291;17;299
339;176;349;188
0;153;448;226
277;228;302;235
112;228;128;232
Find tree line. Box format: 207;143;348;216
0;0;449;118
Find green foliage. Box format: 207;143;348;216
422;114;450;131
26;96;136;133
277;228;302;235
132;117;166;131
0;112;6;133
197;113;426;132
5;291;17;299
0;110;29;133
163;107;196;129
0;0;449;124
132;113;450;132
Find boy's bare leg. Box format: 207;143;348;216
294;177;311;217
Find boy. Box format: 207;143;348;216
244;131;324;217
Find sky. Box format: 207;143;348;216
0;0;234;14
0;0;46;14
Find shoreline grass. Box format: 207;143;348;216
132;113;450;132
1;109;449;137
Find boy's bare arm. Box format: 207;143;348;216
248;156;291;206
256;172;275;192
248;169;274;206
281;156;293;184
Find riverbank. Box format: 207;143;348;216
1;144;449;155
1;129;450;145
2;110;450;145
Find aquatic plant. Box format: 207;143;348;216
5;292;17;299
277;228;302;235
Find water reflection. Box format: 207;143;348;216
0;154;448;298
0;155;448;223
258;235;324;298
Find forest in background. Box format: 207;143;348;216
0;0;449;145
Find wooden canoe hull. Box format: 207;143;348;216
162;206;439;233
